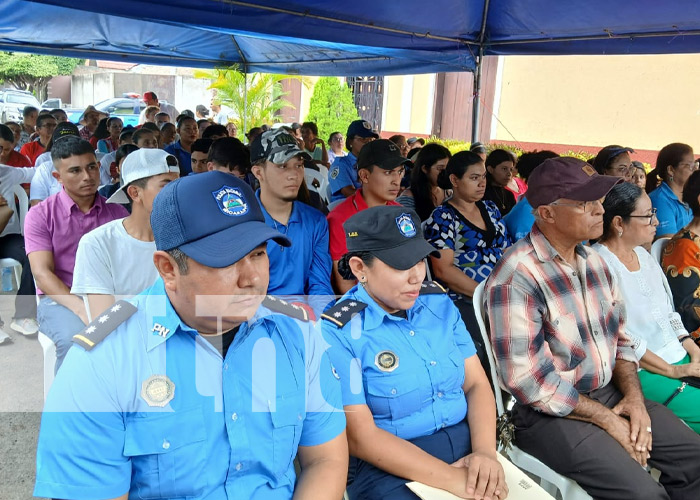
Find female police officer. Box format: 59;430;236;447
322;205;507;500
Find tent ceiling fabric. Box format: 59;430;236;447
5;0;700;74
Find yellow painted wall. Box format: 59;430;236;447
410;74;433;134
493;54;700;151
383;75;405;132
382;74;433;134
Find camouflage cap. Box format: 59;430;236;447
249;128;311;165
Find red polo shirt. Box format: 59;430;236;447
19;140;47;165
327;189;400;260
4;150;32;168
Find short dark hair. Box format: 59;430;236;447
683;170;700;217
328;131;342;144
202;124;228;139
191;138;213;155
115;144;139;168
132;128;155;145
0;124;14;143
141;122;159;133
36;114;56;129
51;136;94;163
301;122;318;136
601;182;644;241
154;112;169;121
50;108;66;118
197;119;210;127
516;150;559;182
208;137;250;173
119;129;135;143
107;117;122;128
23;106;38;118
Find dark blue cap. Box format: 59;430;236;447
346;119;379;139
151;171;291;268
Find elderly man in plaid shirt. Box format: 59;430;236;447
486;157;700;500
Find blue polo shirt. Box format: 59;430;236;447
164;140;192;176
323;284;476;440
503;197;534;242
35;278;345;500
256;191;334;298
328;152;361;202
649;181;692;237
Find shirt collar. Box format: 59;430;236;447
144;278;198;351
351;284;405;331
352;189;368;211
57;188;103;217
255;189;300;225
529;224;588;263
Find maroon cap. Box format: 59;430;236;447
526;157;623;208
143;91;158;101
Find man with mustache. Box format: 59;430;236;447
34;171;348;500
24;135;129;370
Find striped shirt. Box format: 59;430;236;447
485;224;638;417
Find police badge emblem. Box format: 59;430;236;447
141;375;176;407
212;186;248;216
395;213;417;238
375;351;399;372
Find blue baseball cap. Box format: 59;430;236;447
346;119;379;139
151;171;291;268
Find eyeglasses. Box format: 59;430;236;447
549;196;605;213
628;208;658;225
607;165;631;176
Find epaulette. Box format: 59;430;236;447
420;281;447;294
72;300;138;351
321;299;368;327
262;296;309;322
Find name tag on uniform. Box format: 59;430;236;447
141;375;176;407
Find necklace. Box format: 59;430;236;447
492;187;507;210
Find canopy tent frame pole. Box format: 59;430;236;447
243;70;248;135
471;0;490;144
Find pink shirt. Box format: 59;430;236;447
24;189;129;294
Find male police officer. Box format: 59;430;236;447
34;171;348;500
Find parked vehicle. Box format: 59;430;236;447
0;89;41;122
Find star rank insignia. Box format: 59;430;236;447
321;299;368;327
72;300;138;351
262;295;309;322
419;280;447;295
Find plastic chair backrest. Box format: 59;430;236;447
304;164;330;205
651;237;670;265
13;184;28;235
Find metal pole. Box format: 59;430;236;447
243;70;248;137
471;0;491;145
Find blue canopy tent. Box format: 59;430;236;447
5;0;700;140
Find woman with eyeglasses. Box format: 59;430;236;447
592;182;700;433
592;145;635;181
327;131;346;166
646;143;696;239
323;205;507;500
482;149;517;215
423;151;511;371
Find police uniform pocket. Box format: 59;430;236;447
270;392;304;479
124;407;207;499
365;373;423;421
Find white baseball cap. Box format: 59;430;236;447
107;148;180;204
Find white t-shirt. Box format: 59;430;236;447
593;243;688;365
71;218;158;297
0;164;35;236
29;161;61;202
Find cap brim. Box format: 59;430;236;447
372;238;439;271
377;156;412;170
355;130;380;139
178;220;291;268
565;174;623;202
106;186;129;204
279;150;311;164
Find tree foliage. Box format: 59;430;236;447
195;65;306;131
0;52;82;101
305;77;360;143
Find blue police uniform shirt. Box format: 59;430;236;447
328;152;361;202
256;190;334;298
35;278;345;500
503;197;534;242
164;140;193;176
649;181;692;237
323;284;476;440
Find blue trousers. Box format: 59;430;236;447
347;420;471;500
37;297;85;373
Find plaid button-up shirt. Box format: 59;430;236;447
485;225;638;417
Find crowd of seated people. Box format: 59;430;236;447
5;96;700;500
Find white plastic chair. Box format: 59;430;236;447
0;185;29;288
304;163;330;205
38;331;56;400
651;237;671;264
472;281;593;500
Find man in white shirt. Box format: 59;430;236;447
139;91;179;123
210;98;234;125
0;162;36;343
71;149;180;319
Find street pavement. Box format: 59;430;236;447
0;292;48;500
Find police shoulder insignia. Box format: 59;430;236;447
72;300;138;351
321;299;368;327
419;281;447;295
263;296;309;322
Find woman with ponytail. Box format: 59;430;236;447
423;151;511;368
647;142;696;238
322;205;506;500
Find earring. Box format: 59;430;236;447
618;230;623;237
669;175;674;182
359;276;367;287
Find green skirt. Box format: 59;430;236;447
639;355;700;433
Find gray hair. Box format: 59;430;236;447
166;248;189;275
